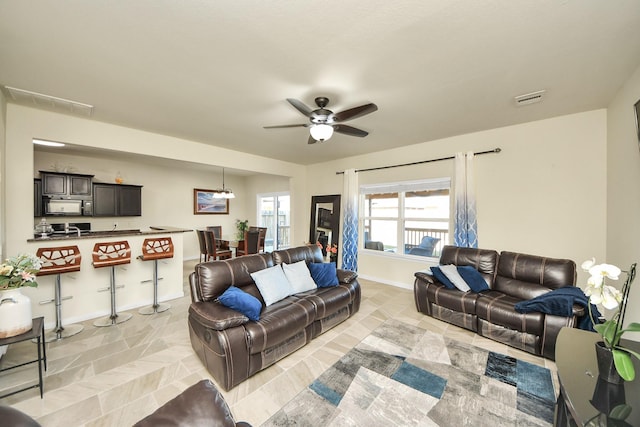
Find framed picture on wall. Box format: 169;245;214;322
193;188;229;214
635;98;640;143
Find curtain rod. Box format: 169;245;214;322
335;147;501;175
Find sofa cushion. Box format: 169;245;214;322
430;266;456;289
457;266;490;292
218;286;262;321
426;282;479;314
251;265;294;306
439;264;471;292
272;245;324;265
475;290;545;336
440;245;498;287
299;284;356;319
244;297;316;353
282;261;317;294
308;262;339;287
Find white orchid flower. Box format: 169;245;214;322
588;263;621;281
581;258;596;272
588;284;622;310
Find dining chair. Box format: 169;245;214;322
249;226;267;253
204;230;232;261
236;230;260;256
206;226;226;249
196;230;208;262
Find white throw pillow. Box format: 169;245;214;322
439;264;471;292
282;261;317;294
250;265;294;306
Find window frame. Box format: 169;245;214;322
360;178;451;259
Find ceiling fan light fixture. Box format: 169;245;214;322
310;124;334;142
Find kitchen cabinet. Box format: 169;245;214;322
93;183;142;217
34;179;42;217
40;171;93;198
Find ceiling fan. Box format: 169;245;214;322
264;97;378;144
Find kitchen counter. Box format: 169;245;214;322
28;226;192;242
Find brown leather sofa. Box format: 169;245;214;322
188;245;361;390
414;245;581;360
0;379;250;427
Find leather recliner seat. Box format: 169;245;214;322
188;245;361;390
414;245;581;360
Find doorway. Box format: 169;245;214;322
257;193;290;251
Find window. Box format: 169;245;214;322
360;178;450;257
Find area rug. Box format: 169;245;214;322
261;319;557;427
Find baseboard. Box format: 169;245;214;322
356;274;413;290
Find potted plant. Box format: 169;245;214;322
235;219;249;240
0;253;41;338
582;259;640;382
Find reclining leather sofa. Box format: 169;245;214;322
414;245;581;360
188;245;361;390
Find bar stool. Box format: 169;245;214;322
36;245;83;342
92;240;132;327
137;237;173;315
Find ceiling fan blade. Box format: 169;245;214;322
308;135;318;145
333;103;378;122
287;98;313;117
333;124;369;137
263;124;307;129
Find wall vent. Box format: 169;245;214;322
2;86;93;116
514;90;546;106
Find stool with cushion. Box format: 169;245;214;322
92;240;133;327
137;237;174;315
36;245;83;341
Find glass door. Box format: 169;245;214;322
258;193;290;251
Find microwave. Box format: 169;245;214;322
44;199;93;216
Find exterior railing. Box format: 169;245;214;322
404;227;448;256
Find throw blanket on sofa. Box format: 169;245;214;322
514;286;601;331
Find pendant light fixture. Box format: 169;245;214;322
213;167;235;199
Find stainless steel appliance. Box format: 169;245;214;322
44;199;93;216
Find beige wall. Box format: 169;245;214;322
607;63;640;329
307;110;608;289
0;90;5;260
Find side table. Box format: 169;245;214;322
0;317;47;399
555;327;639;426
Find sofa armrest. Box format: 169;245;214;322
414;271;435;285
134;379;250;427
337;268;358;284
189;302;249;331
572;303;585;317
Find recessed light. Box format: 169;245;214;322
33;139;65;147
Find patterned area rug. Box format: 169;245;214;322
261;319;557;427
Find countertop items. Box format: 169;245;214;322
28;226;191;242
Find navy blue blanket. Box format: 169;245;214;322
514;286;600;331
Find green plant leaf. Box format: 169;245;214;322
612;349;635;381
609;404;632;420
595;320;618;346
620;322;640;334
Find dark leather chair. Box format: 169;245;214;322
135;379;251;427
0;379;251;427
236;230;260;256
249;226;267;253
204;230;232;261
196;230;208;262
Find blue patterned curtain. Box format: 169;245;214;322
341;169;359;271
454;152;478;248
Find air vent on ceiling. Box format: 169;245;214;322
3;86;94;116
514;90;546;106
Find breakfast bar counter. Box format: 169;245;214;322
25;227;192;331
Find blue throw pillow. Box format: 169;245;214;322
217;286;262;321
308;262;339;287
430;266;456;290
457;265;489;292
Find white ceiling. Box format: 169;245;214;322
2;1;640;165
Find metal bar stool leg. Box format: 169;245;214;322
44;274;83;342
139;259;170;315
93;266;132;327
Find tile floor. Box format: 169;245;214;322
0;260;557;426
